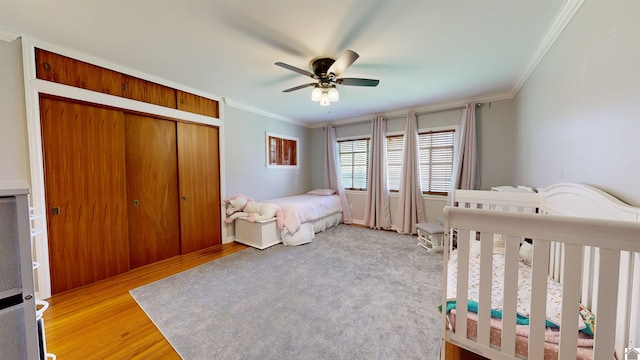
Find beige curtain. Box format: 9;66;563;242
451;103;479;199
364;117;391;229
394;112;425;234
323;124;353;224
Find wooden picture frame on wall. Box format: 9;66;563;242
266;132;299;169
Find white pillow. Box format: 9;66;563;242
307;188;336;196
519;242;533;265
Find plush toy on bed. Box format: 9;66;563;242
224;195;278;224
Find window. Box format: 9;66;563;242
386;135;403;191
338;138;369;190
418;130;455;195
386;129;455;195
266;132;298;168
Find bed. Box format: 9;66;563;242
440;183;640;360
263;190;343;246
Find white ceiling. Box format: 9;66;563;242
0;0;570;126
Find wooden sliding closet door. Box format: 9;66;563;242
125;114;180;268
40;97;129;294
177;122;221;253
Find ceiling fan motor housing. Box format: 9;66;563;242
310;57;336;78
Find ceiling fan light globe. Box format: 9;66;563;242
328;86;339;102
320;92;330;106
311;87;322;101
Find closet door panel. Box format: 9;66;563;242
35;48;123;96
176;90;219;118
40;97;130;294
125;114;180;268
122;75;177;108
177;122;221;253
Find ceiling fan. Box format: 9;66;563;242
275;50;379;106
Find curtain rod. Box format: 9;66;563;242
317;102;486;129
383;103;483;121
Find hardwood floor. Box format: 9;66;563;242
42;242;248;359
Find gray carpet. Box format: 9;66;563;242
130;224;443;360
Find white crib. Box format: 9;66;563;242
441;183;640;359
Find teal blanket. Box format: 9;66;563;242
438;299;559;328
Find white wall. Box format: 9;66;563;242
513;0;640;206
224;106;313;237
477;100;518;190
0;39;29;182
223;106;312;200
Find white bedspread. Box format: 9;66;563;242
264;194;342;234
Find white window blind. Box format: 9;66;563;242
386;135;403;191
386;129;455;195
419;130;455;194
338;138;369;190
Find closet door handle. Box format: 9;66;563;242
133;200;139;207
51;207;60;215
182;196;187;201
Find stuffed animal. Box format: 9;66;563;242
224;195;278;223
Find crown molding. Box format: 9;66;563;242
0;27;21;42
223;97;311;128
511;0;584;97
312;91;514;128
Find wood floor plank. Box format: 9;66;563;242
43;242;248;359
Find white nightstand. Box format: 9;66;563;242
234;218;281;250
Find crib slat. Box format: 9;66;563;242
476;232;493;347
555;243;563;281
593;249;620;359
615;251;632;356
581;246;595;309
549;241;562;281
456;229;471;340
591;248;600;319
630;253;640;348
528;239;551;360
500;236;520;357
558;243;582;360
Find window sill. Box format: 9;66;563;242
345;189;447;200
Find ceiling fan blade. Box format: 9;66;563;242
282;82;316;92
275;62;315;78
337;78;380;87
327;50;359;76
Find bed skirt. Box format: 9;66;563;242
279;212;343;246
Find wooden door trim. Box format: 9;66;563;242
39;93;218;127
34;82;220;125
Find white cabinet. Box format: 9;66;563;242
0;181;39;359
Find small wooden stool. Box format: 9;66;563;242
416;222;444;252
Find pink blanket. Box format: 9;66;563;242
263;194;342;233
449;311;597;359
